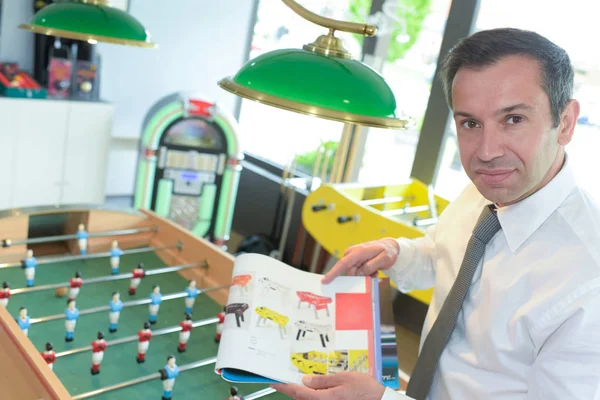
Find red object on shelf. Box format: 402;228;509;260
188;99;214;117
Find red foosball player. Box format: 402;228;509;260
41;342;56;370
0;281;10;308
178;313;193;353
215;306;226;343
137;322;152;364
129;263;145;295
68;272;83;302
91;331;107;375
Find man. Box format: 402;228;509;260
273;28;600;400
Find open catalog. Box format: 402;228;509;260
215;253;400;389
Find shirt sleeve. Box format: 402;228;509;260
528;285;600;399
386;224;437;293
381;388;414;400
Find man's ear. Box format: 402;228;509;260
558;99;580;146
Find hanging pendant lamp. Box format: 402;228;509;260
218;0;407;129
19;0;156;48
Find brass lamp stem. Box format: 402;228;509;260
281;0;376;37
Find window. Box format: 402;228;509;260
356;0;452;184
238;0;360;178
435;0;600;201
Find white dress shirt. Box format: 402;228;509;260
382;158;600;400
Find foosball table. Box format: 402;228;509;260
0;204;286;400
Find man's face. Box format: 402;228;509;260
452;55;567;205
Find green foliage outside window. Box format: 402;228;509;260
348;0;432;62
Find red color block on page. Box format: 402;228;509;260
335;293;373;331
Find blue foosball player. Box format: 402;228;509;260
149;285;162;324
159;355;179;400
22;250;37;287
184;279;199;314
109;240;123;274
77;224;88;255
16;307;31;336
109;292;124;333
64;299;79;342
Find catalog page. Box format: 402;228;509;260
215;253;377;385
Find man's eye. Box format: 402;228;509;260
507;115;524;124
461;120;480;129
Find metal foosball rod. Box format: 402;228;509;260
0;242;183;269
71;356;276;400
55;316;219;358
30;284;230;324
71;356;217;400
10;260;205;295
1;226;158;248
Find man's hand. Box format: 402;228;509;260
321;238;400;284
271;372;386;400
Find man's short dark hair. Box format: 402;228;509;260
439;28;574;127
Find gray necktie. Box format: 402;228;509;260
405;204;501;400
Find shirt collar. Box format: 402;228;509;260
495;155;577;253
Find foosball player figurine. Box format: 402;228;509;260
129;263;145;295
65;299;79;342
0;281;10;307
41;342;56;370
22;249;37;287
110;240;123;275
77;223;88;255
159;355;179;400
178;313;193;353
109;292;123;333
215;306;226;343
136;322;152;363
17;307;31;337
68;272;83;302
184;279;199;314
228;386;244;400
148;284;162;325
91;331;107;375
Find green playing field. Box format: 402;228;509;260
2;250;288;399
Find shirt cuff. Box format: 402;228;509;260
388;238;416;292
381;387;413;400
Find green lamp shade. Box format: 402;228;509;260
219;49;407;129
19;2;155;48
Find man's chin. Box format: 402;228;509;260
474;182;518;206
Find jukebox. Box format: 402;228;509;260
134;93;243;247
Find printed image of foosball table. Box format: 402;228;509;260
296;291;332;319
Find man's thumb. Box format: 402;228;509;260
303;373;345;389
